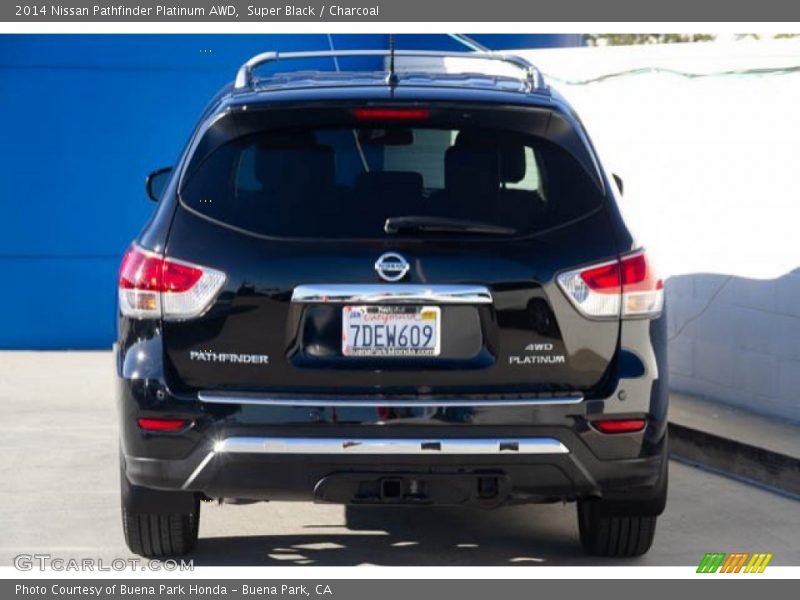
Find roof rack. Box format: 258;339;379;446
233;49;545;92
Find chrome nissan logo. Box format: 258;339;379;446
375;252;410;282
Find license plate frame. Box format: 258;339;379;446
342;305;441;357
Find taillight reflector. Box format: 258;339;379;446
592;419;646;434
118;244;226;320
353;108;430;121
557;250;664;319
137;418;191;432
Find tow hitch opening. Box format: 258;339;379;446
477;476;500;499
380;478;404;500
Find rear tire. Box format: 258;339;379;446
122;504;200;557
578;445;668;557
577;502;658;557
120;461;200;557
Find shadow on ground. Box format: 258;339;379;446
187;504;640;566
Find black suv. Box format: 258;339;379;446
117;49;668;559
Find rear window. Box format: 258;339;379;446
180;126;603;239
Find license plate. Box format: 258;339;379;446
342;305;441;357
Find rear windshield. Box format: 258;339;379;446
180;126;603;239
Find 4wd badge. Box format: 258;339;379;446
509;342;566;365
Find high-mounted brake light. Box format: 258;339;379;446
118;244;226;320
137;418;191;432
557;250;663;319
353;108;430;121
592;419;646;434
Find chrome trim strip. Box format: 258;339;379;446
197;392;583;408
215;437;568;455
291;284;493;305
181;451;216;490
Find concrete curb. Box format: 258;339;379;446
668;422;800;499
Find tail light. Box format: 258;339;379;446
557;250;663;319
592;419;646;434
119;244;226;320
137;418;192;432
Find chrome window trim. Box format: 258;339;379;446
290;284;493;305
197;392;584;408
214;437;569;455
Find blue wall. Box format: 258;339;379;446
0;34;582;349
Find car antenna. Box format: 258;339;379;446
386;33;399;90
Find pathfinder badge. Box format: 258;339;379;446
189;351;269;365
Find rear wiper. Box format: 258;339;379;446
384;216;517;236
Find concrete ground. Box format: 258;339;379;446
670;393;800;460
1;351;798;567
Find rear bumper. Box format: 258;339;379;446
122;428;666;506
117;319;669;507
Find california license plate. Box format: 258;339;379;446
342;305;441;357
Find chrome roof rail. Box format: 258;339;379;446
233;49;545;92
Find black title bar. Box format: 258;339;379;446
5;0;800;22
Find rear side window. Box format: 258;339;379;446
180;126;603;239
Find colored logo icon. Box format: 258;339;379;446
697;552;773;573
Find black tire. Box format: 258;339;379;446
577;502;658;557
122;503;200;557
578;446;668;557
120;462;200;557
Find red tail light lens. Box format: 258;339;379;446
118;244;226;320
353;108;430;121
580;262;622;294
620;253;649;289
162;261;204;292
119;247;162;291
592;419;646;434
557;250;663;319
119;247;163;316
137;418;191;432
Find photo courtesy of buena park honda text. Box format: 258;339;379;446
0;0;798;596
